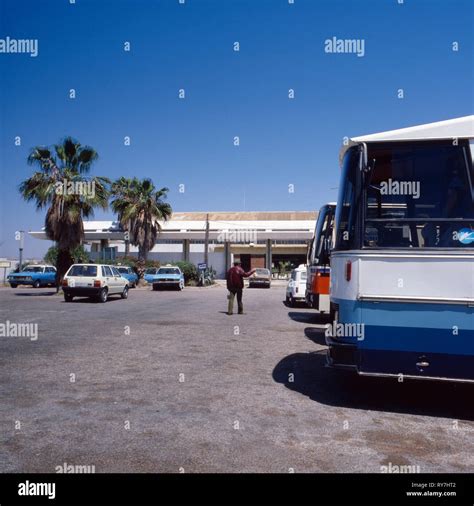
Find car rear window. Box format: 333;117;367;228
117;267;129;273
256;269;270;275
158;268;180;274
68;265;97;277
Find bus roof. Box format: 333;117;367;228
339;115;474;166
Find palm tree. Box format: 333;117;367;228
110;178;172;283
110;177;134;257
20;137;110;286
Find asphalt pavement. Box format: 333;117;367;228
0;284;473;473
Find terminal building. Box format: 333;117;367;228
30;211;317;278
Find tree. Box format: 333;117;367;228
110;178;172;284
20;137;109;286
44;244;90;266
110;177;134;257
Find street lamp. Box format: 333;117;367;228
15;230;25;271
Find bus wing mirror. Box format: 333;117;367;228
359;142;368;171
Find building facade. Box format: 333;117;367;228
30;211;317;278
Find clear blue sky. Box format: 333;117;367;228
0;0;473;258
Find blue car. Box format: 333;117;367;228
144;267;160;284
8;265;57;288
116;266;138;288
151;266;185;291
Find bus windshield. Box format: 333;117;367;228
310;205;335;264
364;141;474;248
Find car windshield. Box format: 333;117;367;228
68;265;98;277
256;269;270;275
117;267;129;273
23;266;43;273
145;268;157;274
158;268;180;275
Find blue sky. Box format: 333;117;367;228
0;0;473;258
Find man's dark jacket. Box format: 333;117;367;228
226;266;247;291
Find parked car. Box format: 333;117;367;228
116;266;138;288
248;268;271;288
144;267;160;284
152;265;185;291
7;265;56;288
286;265;307;306
62;264;129;303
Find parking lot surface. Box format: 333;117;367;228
0;284;473;473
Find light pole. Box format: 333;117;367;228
16;230;25;271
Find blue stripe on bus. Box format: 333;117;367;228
331;297;474;355
360;325;474;354
359;349;474;380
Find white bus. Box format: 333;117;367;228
327;116;474;382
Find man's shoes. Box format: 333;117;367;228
238;311;243;314
227;312;233;315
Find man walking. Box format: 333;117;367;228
225;260;256;315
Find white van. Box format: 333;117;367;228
285;264;307;307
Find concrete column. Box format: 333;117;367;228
100;239;109;260
183;239;190;262
224;241;231;273
265;239;272;270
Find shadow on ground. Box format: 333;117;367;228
63;296;125;304
272;350;474;421
304;326;327;346
287;310;331;325
14;291;58;297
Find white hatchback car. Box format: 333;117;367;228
62;264;129;303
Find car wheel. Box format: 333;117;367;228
121;286;129;299
10;284;17;288
152;284;158;291
64;293;73;302
288;295;294;307
98;288;108;303
33;280;41;288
